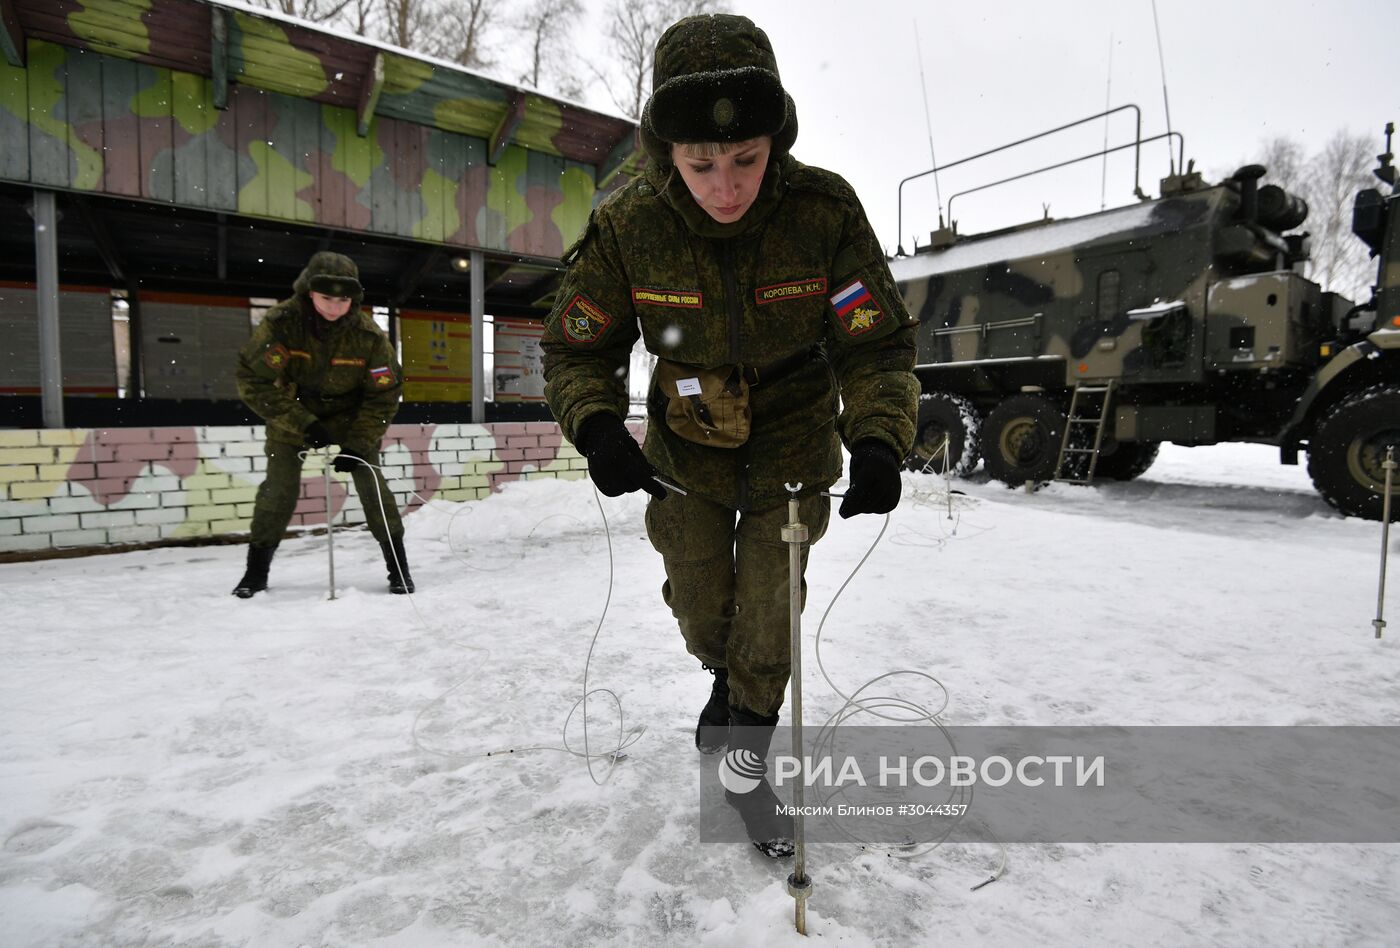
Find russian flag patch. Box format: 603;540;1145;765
370;365;395;388
829;279;885;335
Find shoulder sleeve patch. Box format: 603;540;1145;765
830;279;886;336
263;343;290;369
369;365;397;388
560;293;614;346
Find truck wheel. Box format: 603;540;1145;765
1093;441;1161;481
906;392;982;476
982;394;1067;486
1308;383;1400;521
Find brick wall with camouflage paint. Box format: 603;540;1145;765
0;420;611;555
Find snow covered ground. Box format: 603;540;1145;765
2;443;1397;947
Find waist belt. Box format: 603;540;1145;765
742;346;819;387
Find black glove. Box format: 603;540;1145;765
332;453;363;473
575;413;666;500
304;421;335;449
839;440;903;519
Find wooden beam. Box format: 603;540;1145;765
488;92;527;166
216;213;227;281
356;51;383;137
0;0;25;68
391;248;442;307
597;128;640;188
210;8;228;110
125;285;144;397
73;197;128;285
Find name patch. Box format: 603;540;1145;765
632;287;704;309
331;357;366;367
756;277;827;305
830;279;886;336
562;294;614;345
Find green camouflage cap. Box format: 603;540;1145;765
294;251;364;302
640;14;798;164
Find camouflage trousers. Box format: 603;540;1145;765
645;490;831;717
249;439;403;547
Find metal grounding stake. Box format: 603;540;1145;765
782;482;813;935
1375;445;1395;639
324;450;337;601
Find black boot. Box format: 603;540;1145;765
232;543;276;598
381;536;415;594
696;666;730;754
725;704;794;859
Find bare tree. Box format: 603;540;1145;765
428;0;497;70
597;0;717;118
246;0;353;22
518;0;583;96
1257;130;1378;303
376;0;431;49
1259;136;1307;188
1304;132;1377;302
337;0;378;36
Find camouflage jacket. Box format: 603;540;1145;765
236;302;402;455
543;154;919;510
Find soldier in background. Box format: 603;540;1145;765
232;251;414;598
542;14;919;858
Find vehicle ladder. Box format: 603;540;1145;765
1054;381;1116;483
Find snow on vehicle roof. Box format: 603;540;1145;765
888;200;1170;282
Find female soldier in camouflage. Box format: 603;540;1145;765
233;251;414;598
542;14;918;858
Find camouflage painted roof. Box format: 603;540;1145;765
889;197;1202;282
3;0;639;169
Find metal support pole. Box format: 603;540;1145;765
33;189;64;428
324;452;337;601
125;284;143;398
1375;446;1395;639
470;249;486;424
781;481;812;935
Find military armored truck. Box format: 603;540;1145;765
889;121;1400;521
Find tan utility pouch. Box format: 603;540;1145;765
654;359;751;448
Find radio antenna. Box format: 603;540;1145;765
913;20;944;228
1100;31;1114;210
1150;0;1176;174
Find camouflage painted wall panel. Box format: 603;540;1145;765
63;48;104;187
0;39;600;259
98;55;140;196
135;60;173;201
0;54;29;181
26;40;73;188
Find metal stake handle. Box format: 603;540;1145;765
1375;446;1395;639
943;437;954;520
781;482;812;935
324;452;337;601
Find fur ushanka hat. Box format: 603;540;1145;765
639;14;798;164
